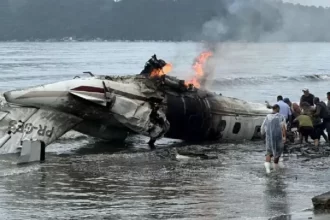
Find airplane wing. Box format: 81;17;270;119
0;102;82;154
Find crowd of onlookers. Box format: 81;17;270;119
261;88;330;173
267;88;330;147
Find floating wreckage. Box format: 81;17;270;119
0;53;271;163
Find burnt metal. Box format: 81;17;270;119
160;75;187;92
140;54;166;76
164;94;213;141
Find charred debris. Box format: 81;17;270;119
138;54;221;148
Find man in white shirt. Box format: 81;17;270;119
277;95;292;122
266;95;292;122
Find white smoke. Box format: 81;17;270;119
197;0;283;90
202;19;228;42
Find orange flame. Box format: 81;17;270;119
185;51;213;88
150;63;173;78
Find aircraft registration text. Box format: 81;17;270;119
8;120;54;137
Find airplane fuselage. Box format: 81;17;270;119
3;75;271;143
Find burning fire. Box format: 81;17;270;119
150;63;173;78
185;51;213;88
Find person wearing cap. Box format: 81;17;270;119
300;88;315;107
261;104;287;174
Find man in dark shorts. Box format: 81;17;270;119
293;113;313;145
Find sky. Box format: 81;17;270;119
283;0;330;7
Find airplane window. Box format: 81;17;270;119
218;120;226;132
232;122;241;134
252;126;261;140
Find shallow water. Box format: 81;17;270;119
1;42;330;220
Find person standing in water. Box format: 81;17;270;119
293;112;314;145
261;104;287;174
327;92;330;110
266;96;292;123
283;98;301;118
300;88;315;107
313;97;329;144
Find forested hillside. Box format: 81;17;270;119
0;0;329;41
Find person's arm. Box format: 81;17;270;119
314;105;321;117
293;116;298;123
293;103;301;116
282;123;287;141
288;106;292;124
265;101;272;109
261;117;267;136
299;96;303;108
281;116;287;142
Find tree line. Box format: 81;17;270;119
0;0;330;42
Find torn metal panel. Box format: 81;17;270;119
110;95;169;140
96;75;164;100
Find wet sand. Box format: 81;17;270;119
1;136;330;220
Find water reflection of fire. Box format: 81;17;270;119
185;51;213;88
150;63;173;78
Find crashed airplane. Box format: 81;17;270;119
0;54;271;162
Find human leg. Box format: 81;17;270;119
325;120;330;144
299;127;311;144
321;130;328;143
265;153;272;174
312;125;322;147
